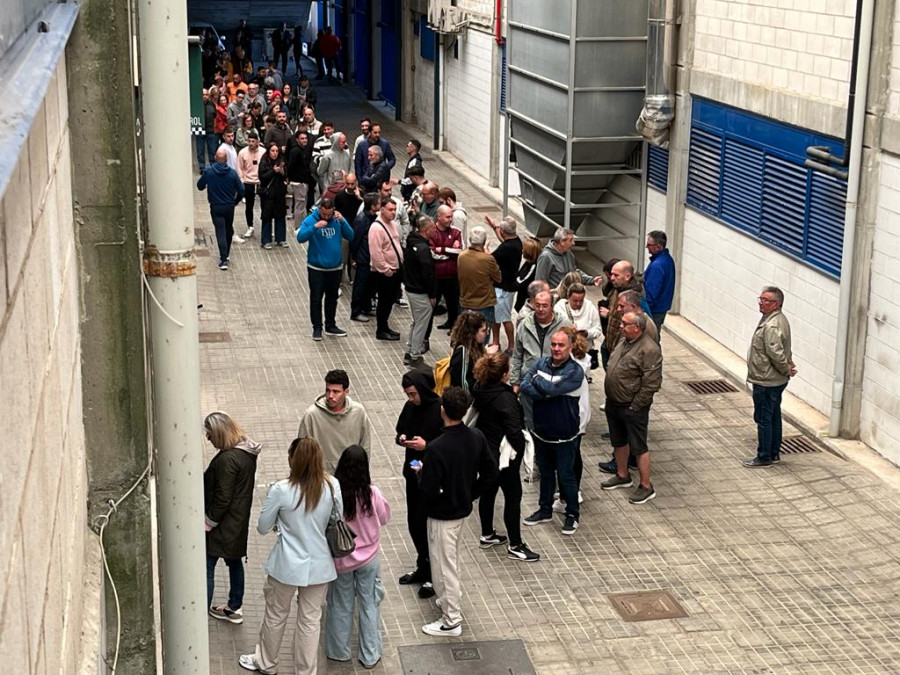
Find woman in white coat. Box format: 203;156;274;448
239;437;342;675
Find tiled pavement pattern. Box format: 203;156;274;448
200;81;900;673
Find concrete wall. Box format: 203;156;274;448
0;57;95;674
443;27;496;181
680;208;840;415
860;154;900;461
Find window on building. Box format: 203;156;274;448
686;98;847;278
647;145;669;193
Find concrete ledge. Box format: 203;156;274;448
663;314;900;491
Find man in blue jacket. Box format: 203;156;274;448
297;198;354;340
197;149;244;270
643;230;676;331
519;329;585;536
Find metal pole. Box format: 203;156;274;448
137;0;210;669
636;141;650;273
830;0;875;437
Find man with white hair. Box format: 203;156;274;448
535;228;602;288
317;132;351;190
359;144;392;193
485;215;522;352
456;226;501;325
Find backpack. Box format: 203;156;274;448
433;346;467;396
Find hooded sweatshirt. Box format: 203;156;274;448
197;162;244;206
297;395;372;469
395;370;443;479
297;207;354;271
204;438;262;558
534;242;595;288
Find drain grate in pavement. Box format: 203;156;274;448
781;436;821;455
608;590;688;622
199;332;231;343
398;639;535;674
684;379;739;395
194;248;210;257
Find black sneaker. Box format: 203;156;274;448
325;325;348;337
399;568;427;585
478;531;509;549
597;459;618;475
403;352;412;366
312;327;323;341
417;582;436;599
507;543;540;562
523;510;553;526
561;516;579;536
742;458;772;468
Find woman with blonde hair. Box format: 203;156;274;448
239;437;341;675
554;270;583;305
203;411;262;625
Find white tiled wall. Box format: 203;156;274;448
443;27;496;181
0;60;90;673
890;0;900;116
680;208;840;415
694;0;856;105
860;154;900;461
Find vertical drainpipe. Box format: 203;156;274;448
137;0;210;670
830;0;875;438
434;33;444;151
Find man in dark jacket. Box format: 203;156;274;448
354;122;396;176
286;130;314;230
395;370;444;598
197;149;244;270
350;192;380;322
486;215;523;352
403;214;437;367
262;109;292;154
197;88;218;173
414;387;498;637
358;145;392;193
520;329;585;535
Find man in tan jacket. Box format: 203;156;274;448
600;312;662;504
457;226;501;324
743;286;796;468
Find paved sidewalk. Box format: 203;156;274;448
200;81;900;674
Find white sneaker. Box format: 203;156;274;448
243;227;255;238
232;234;246;244
422;619;461;637
238;654;259;671
552;498;566;514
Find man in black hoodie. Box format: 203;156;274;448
395;370;444;599
286;129;314;230
350;192;380;322
414;387;498;637
403;214;437;367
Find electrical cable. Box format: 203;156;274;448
93;463;151;673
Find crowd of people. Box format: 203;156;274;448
197;26;800;672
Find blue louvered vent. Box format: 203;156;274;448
647;145;669;192
499;43;507;114
686;98;847;278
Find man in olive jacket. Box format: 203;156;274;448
743;286;796;468
600;312;662;505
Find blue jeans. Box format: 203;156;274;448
753;383;787;462
196;133;218;170
351;263;374;317
206;554;245;610
325;556;385;667
534;437;579;519
308;268;342;330
463;305;495;328
209;204;235;263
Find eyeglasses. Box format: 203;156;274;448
757;297;776;304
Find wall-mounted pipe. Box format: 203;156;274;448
494;0;504;45
829;0;875;438
636;0;676;147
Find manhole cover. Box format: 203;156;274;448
199;332;231;343
684;379;739;395
194;248;210;257
780;436;821;454
608;590;688;622
398;639;535;674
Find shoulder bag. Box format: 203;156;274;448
326;480;357;558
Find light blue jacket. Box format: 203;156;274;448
257;477;342;587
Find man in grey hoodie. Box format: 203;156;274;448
297;369;372;469
535;228;602;289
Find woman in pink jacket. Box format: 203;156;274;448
325;445;391;669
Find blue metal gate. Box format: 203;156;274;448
378;0;399;107
353;0;371;95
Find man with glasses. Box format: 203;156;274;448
643;230;676;332
600;312;662;504
743;287;796;468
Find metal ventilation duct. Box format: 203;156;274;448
636;0;676;148
504;0;649;237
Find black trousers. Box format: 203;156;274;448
209;204;235;263
434;277;460;324
404;474;430;576
478;450;524;547
371;270;401;332
242;182;256;228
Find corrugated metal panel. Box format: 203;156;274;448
807;172;847;276
499;43;507;114
761;154;806;254
647;145;668;192
721;139;763;226
686;128;722;213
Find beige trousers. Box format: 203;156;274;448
427;517;465;627
253;576;328;674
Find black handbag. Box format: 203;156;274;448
326;481;357;558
